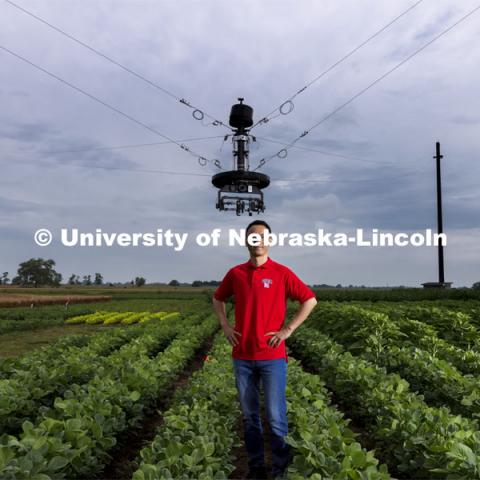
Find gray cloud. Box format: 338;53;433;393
0;0;479;286
0;121;58;143
451;115;480;125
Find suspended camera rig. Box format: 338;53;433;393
212;98;270;216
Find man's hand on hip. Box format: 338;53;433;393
265;326;293;348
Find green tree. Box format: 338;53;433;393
15;258;62;287
169;279;180;287
1;272;8;285
94;273;103;285
83;275;92;286
134;276;146;287
473;281;480;290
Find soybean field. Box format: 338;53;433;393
1;288;480;479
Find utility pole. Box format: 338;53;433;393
422;141;452;289
435;141;445;284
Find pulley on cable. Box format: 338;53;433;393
212;98;270;216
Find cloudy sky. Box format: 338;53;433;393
1;0;479;287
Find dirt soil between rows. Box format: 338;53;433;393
94;333;216;480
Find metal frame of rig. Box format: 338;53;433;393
212;98;270;216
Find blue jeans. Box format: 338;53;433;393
233;358;291;476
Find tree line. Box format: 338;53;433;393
1;258;146;287
4;258;480;290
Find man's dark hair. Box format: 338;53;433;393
245;220;272;241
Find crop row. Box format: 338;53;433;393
0;333;94;379
356;300;480;329
359;302;480;350
308;302;480;376
64;310;180;325
132;333;240;480
0;313;204;435
284;357;390;478
133;332;391;479
0;314;218;479
308;303;480;420
392;315;480;376
307;302;480;375
288;325;480;478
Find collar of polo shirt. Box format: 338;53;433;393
246;257;272;269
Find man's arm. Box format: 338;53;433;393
285;296;317;334
212;297;241;346
212;268;241;346
266;296;317;348
212;296;229;329
266;267;318;348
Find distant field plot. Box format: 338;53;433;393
0;294;112;308
0;286;210;336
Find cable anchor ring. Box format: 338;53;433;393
279;100;294;115
193;109;204;120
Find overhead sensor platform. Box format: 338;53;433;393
212;98;270;216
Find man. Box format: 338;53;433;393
212;220;318;479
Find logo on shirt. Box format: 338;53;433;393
262;278;273;288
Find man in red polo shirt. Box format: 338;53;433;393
212;220;317;479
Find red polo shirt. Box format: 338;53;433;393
214;256;316;361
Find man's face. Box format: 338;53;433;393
246;225;270;257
